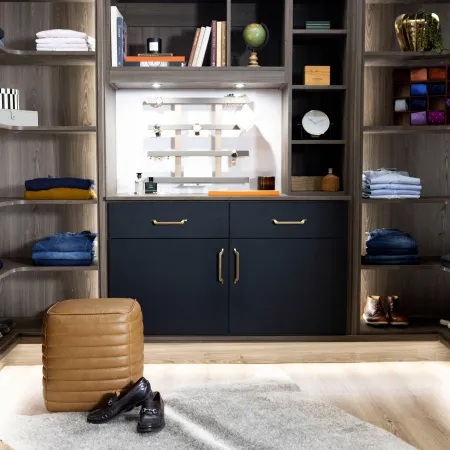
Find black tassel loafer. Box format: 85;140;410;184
87;377;152;424
137;392;165;433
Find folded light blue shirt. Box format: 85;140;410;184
370;190;421;197
370;184;422;191
363;170;420;185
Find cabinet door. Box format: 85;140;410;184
229;239;347;335
109;239;229;335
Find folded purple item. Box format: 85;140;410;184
428;111;445;125
410;111;427;125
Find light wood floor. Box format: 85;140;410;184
1;361;450;449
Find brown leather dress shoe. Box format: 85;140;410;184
363;296;388;326
387;296;408;326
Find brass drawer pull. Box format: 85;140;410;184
218;249;224;284
152;219;188;225
234;248;240;284
272;219;307;225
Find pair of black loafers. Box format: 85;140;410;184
87;377;164;433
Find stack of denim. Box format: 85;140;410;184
362;169;422;199
362;229;419;265
32;231;97;266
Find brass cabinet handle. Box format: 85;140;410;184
272;219;307;225
218;248;224;284
152;219;187;225
234;248;240;284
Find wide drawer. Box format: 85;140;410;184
230;201;348;238
108;201;229;238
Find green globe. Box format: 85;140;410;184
243;23;267;50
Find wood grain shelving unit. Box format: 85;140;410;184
0;47;95;66
0;125;96;134
365;51;450;67
362;197;450;204
0;198;97;208
364;125;450;134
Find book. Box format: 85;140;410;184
188;28;200;67
125;56;185;62
193;27;205;66
197;26;211;66
110;6;123;67
123;20;127;62
117;16;123;66
211;20;217;67
124;61;186;67
216;21;222;67
221;21;226;66
138;53;174;57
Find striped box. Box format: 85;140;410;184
0;88;19;110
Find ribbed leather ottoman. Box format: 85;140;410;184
42;298;144;412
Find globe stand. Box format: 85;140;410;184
248;51;259;67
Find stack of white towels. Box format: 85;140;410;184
362;169;422;199
36;29;95;52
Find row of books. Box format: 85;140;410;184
188;21;227;67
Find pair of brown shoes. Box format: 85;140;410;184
363;295;408;326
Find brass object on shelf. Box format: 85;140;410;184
272;219;307;225
395;12;440;52
151;219;188;225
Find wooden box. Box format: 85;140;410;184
304;66;330;86
292;176;323;192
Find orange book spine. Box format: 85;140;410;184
125;56;185;62
188;28;201;67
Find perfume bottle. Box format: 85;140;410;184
134;173;145;195
321;168;340;192
145;176;158;194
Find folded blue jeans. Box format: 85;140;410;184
366;247;418;256
33;259;93;267
366;229;417;250
25;177;94;191
32;232;97;253
32;251;93;260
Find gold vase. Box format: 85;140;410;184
395;12;440;52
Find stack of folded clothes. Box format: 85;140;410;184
362;228;419;265
24;177;96;200
32;231;97;267
36;29;95;52
362;169;422;199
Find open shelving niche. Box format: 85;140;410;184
0;0;99;320
358;0;450;336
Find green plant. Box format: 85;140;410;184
419;9;446;52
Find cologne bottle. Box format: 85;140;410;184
321;168;340;192
134;173;145;195
145;177;158;194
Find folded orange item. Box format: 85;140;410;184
208;190;280;197
24;188;97;200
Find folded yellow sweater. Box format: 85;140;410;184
24;188;97;200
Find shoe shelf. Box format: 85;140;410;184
0;259;98;282
0;47;95;66
359;318;446;336
365;51;450;68
0;125;96;135
0;198;97;208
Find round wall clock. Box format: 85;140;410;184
301;110;330;137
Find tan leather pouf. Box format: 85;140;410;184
42;298;144;412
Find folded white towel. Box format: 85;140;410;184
87;36;96;45
37;43;89;48
36;38;87;44
36;29;86;39
36;47;91;52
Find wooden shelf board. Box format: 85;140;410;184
365;51;450;67
362;197;449;203
293;30;347;36
292;85;346;91
0;0;94;2
367;0;449;3
364;125;450;135
288;192;351;200
0;198;97;208
0;258;98;282
292;140;346;145
0;125;96;134
361;256;444;270
0;47;95;66
360;318;445;335
109;67;287;89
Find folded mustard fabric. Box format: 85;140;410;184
24;188;97;200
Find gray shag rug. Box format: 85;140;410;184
0;381;414;450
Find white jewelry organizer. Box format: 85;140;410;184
143;95;252;185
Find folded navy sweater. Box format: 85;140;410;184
25;177;95;191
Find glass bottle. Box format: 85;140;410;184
134;173;145;195
321;168;340;192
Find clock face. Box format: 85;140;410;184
301;110;330;137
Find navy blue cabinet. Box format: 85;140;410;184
108;201;348;336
